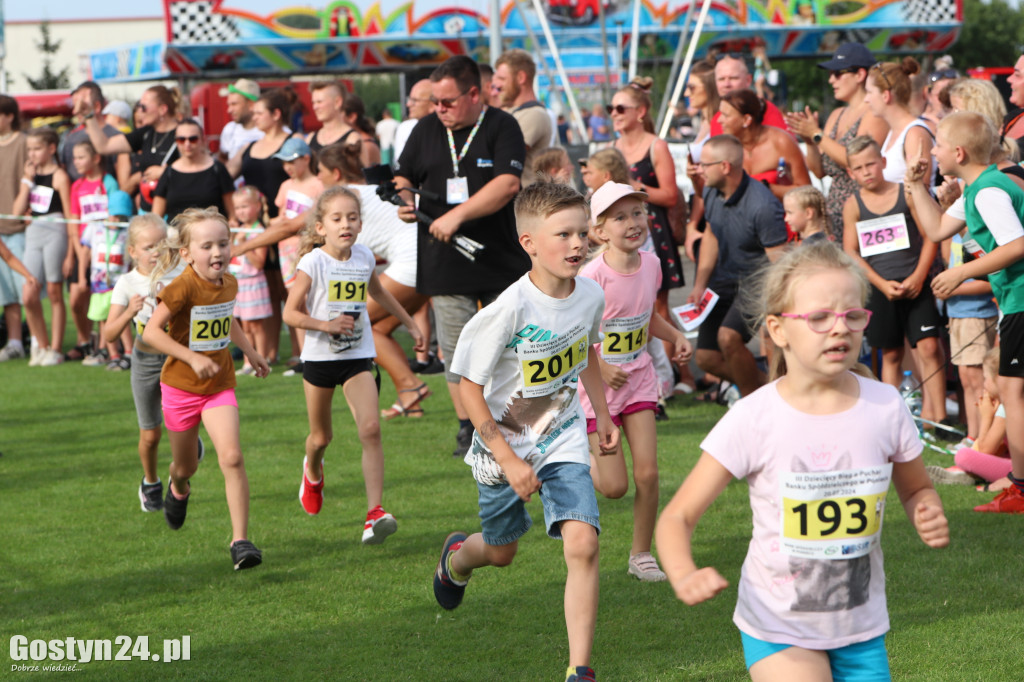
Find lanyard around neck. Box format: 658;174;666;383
446;106;487;177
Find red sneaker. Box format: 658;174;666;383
362;505;397;544
299;457;324;515
973;485;1024;513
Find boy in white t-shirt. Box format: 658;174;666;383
435;182;618;682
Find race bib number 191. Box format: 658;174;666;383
189;301;235;352
779;463;892;560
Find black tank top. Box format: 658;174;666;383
853;184;923;280
240;140;289;219
30;172;64;217
308;127;359;155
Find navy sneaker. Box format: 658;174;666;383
433;531;468;610
230;539;262;571
163;484;190;530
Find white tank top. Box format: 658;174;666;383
882;118;935;184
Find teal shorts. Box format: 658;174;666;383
741;631;890;681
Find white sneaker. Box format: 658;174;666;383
0;343;26;361
28;345;43;366
39;349;63;366
628;552;667;582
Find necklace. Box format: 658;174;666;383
0;131;16;144
150;128;173;154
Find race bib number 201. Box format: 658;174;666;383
779;464;892;560
519;330;589;398
189;301;234;352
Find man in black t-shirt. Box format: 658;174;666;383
395;55;528;456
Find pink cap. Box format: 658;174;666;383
589;181;648;225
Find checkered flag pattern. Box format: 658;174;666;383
170;1;241;44
902;0;957;24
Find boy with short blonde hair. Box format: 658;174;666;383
907;110;1024;512
435;182;617;682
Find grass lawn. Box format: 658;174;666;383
2;325;1022;681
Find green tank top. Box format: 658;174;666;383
963;165;1024;315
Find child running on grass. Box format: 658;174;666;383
143;207;269;570
434;182;618;682
282;186;425;543
579;182;692;582
656;241;948;681
105;214;200;512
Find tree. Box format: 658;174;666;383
946;0;1024;70
24;21;70;91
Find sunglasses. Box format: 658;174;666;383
430;89;470;109
136;104;147;113
175;135;200;144
872;62;894;91
929;68;959;83
606;104;638;115
831;68;858;78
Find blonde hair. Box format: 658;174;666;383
151;207;230;284
947;78;1018;162
755;240;869;380
586;148;631;184
298;186;362;258
127;213;168;249
940;112;998;164
533;146;571;184
232;185;268;227
513;181;589;235
784;185;830;238
845;134;881;160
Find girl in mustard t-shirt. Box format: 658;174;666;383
143;207;270;571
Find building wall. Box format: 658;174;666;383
4;17;165;101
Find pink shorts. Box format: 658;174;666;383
160;383;238;432
585;401;658;434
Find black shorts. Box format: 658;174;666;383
864;285;943;349
999;312;1024;378
302;358;379;389
696;290;754;352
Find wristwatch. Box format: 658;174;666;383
811;131;823;145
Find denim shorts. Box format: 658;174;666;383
476;461;600;545
741;631;890;681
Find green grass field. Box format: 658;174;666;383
2;327;1023;681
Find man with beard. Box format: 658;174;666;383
493;50;552;187
218;79;264;165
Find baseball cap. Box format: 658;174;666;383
817;43;876;72
273;137;312;162
589;181;648;225
102;100;132;121
219;78;260;102
107;190;135;218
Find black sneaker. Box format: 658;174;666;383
410;353;445;375
138;478;163;512
433;531;468;610
230;539;263;571
163;484;190;530
452;424;473;457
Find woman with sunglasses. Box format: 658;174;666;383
151;120;235;224
719;89;811;205
77;85;181;213
784;42;888;243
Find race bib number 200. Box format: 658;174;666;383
189;301;234;352
779;463;892;560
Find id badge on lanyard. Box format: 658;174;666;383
446;107;486;205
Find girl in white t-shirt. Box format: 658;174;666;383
282;186;426;544
105;215;188;512
580;182;692;583
656;241;949;681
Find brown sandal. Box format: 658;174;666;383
381;383;431;420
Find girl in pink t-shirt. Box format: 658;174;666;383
580;182;692;582
656;241;948;680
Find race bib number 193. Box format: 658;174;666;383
189;301;235;352
779;464;892;560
